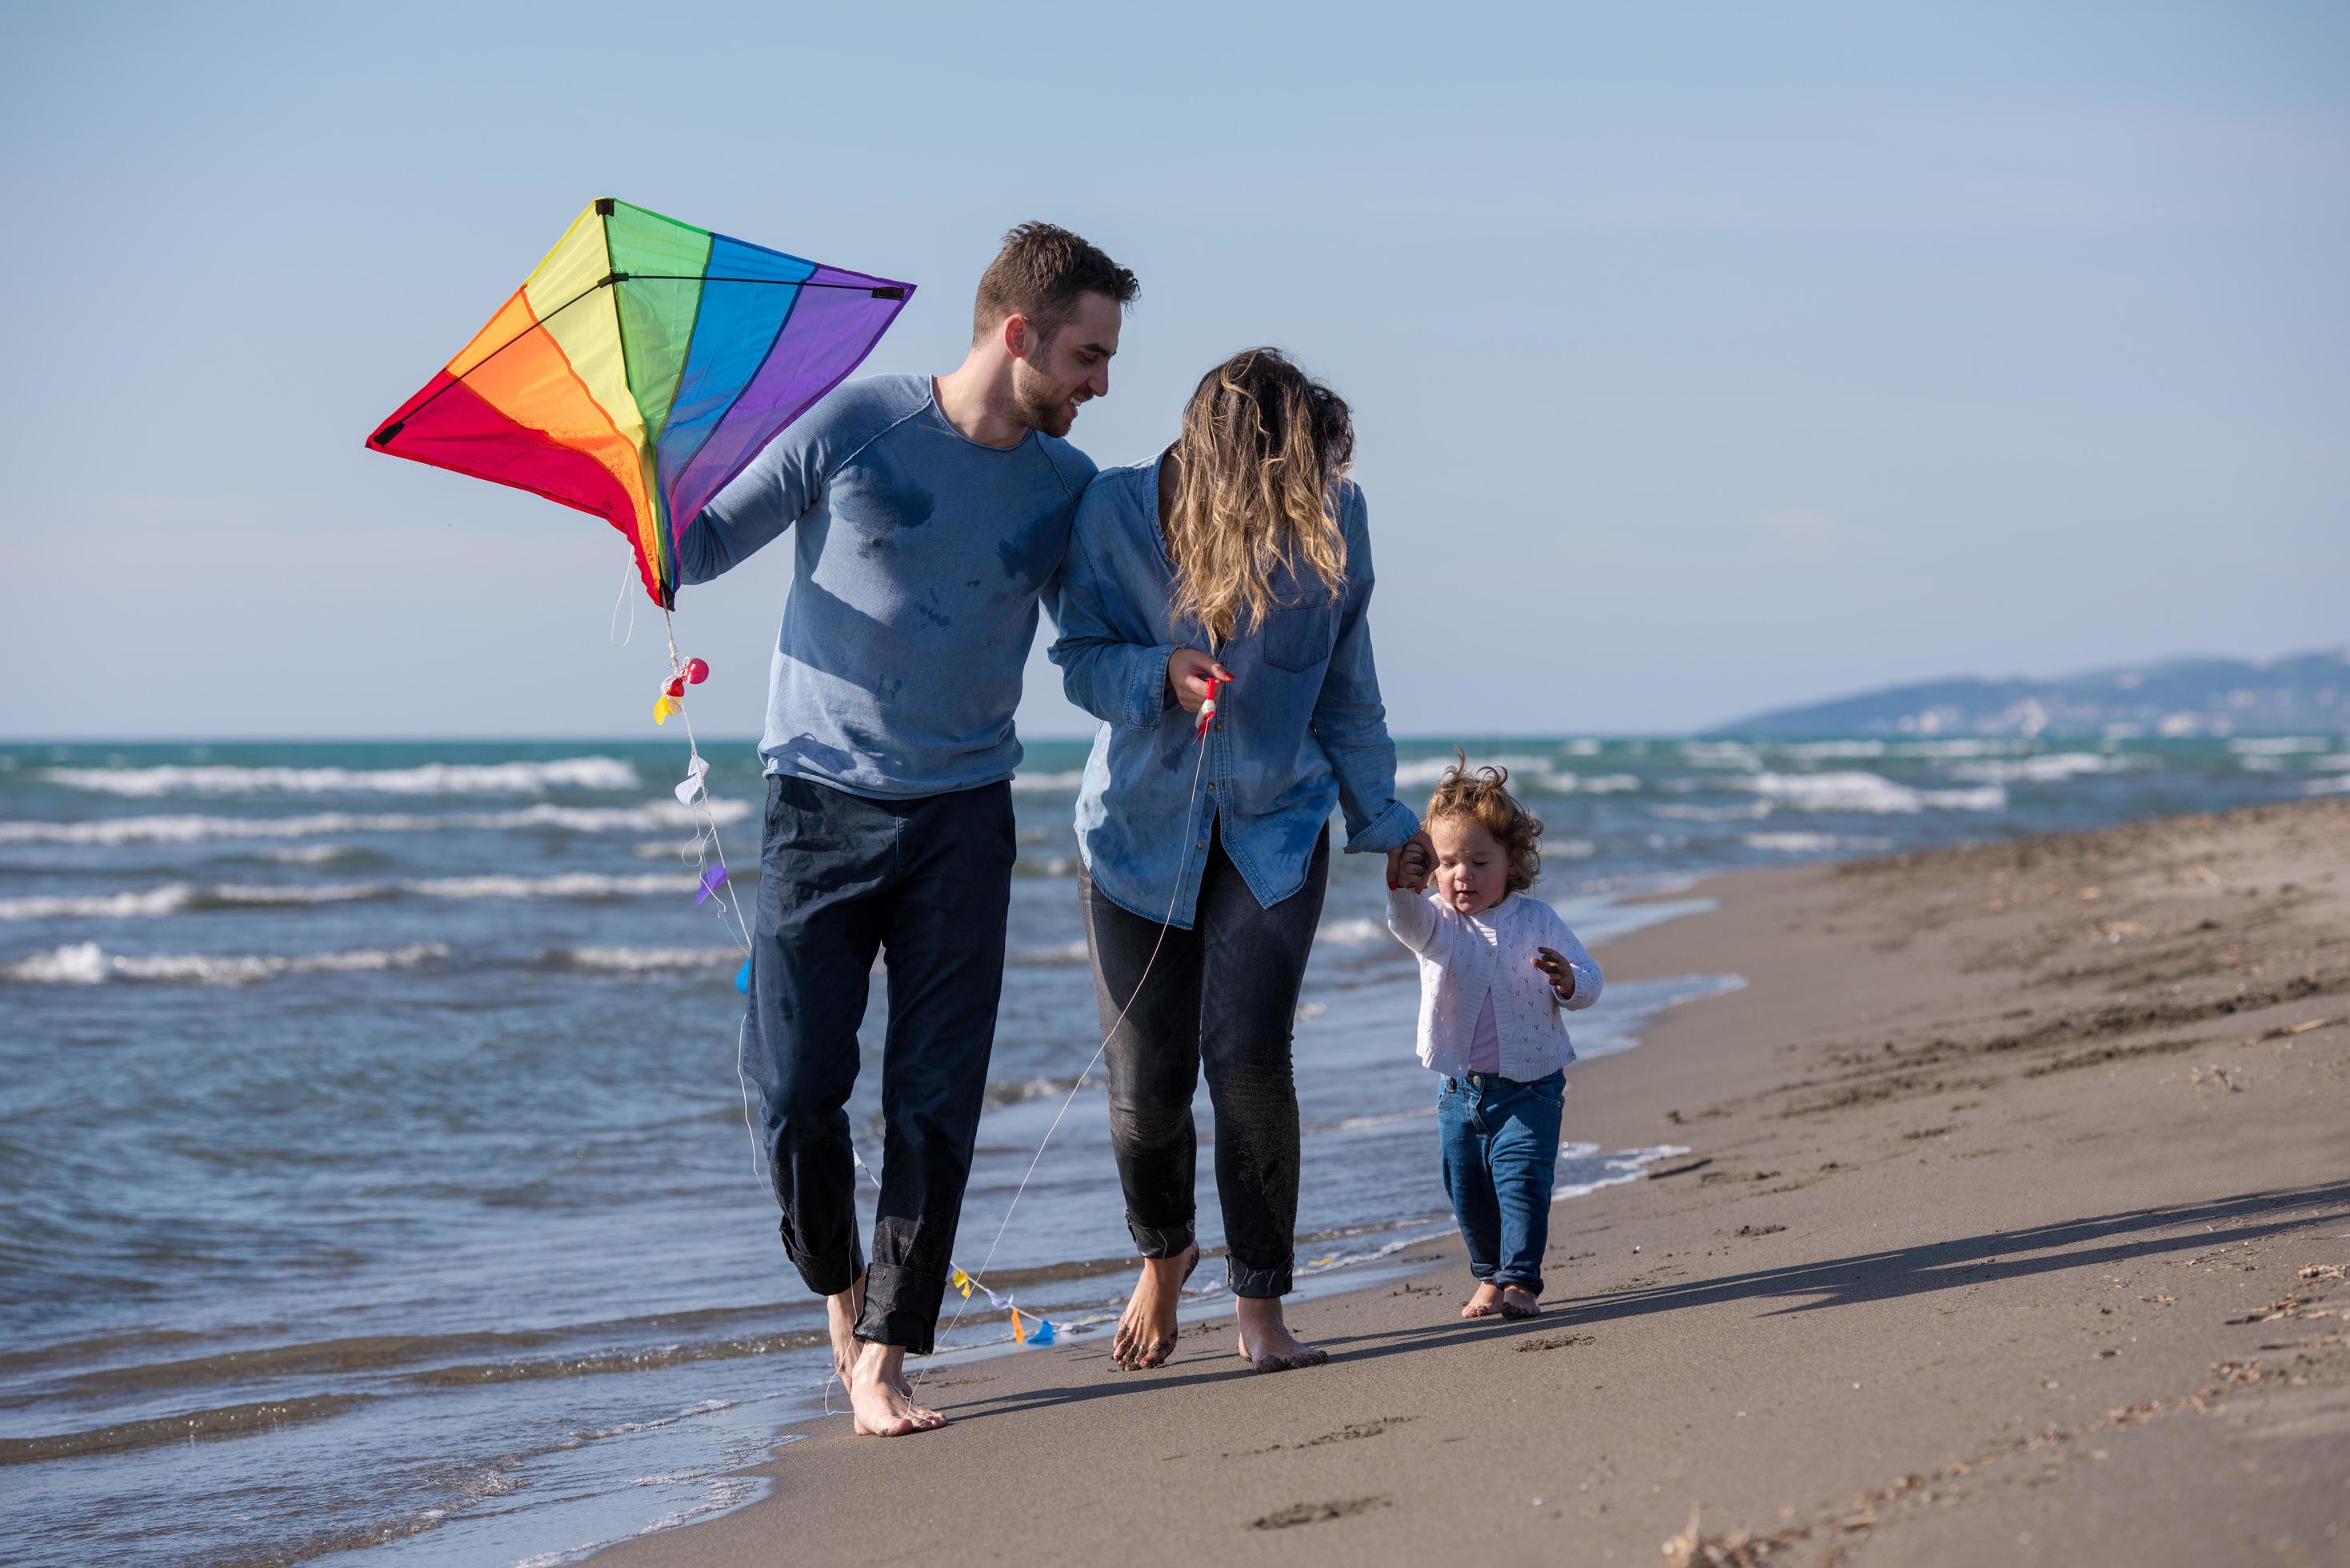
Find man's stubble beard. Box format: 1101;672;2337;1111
1010;355;1075;439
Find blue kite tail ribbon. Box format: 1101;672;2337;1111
735;958;752;995
1026;1318;1056;1346
695;862;728;906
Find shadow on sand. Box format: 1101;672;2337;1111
938;1178;2350;1424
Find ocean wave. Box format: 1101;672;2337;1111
548;947;740;973
1677;741;1762;769
983;1074;1087;1108
0;874;711;919
0;800;751;846
42;757;641;798
1779;740;1886;759
1743;831;1840;853
2306;774;2350;796
1648;801;1772;822
2;942;447;986
1010;769;1087;793
1737;771;2006;814
405;874;705;900
2228;737;2332;756
1394;753;1556;788
1948;752;2124;784
1317;917;1389;947
1007;939;1089;967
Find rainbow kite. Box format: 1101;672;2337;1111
367;198;914;607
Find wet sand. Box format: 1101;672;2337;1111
595;798;2350;1566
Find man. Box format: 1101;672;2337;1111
675;223;1138;1436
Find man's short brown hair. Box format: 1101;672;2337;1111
972;222;1138;346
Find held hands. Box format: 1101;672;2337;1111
1531;946;1578;1001
1387;830;1435;893
1167;648;1233;715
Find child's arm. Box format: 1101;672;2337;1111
1385;885;1442;955
1532;910;1603;1010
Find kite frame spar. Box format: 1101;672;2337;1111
367;198;914;609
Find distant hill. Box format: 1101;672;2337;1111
1721;649;2350;738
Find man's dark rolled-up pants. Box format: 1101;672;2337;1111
742;772;1015;1354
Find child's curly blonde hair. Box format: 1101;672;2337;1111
1424;750;1544;892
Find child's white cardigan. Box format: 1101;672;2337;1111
1385;887;1603;1081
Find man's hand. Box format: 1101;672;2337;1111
1387;829;1435;892
1531;946;1578;1000
1167;648;1233;715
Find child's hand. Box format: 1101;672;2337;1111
1531;946;1578;999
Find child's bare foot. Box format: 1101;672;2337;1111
1461;1282;1503;1318
1111;1244;1199;1370
848;1342;945;1436
827;1274;911;1396
1499;1284;1541;1318
1234;1295;1327;1372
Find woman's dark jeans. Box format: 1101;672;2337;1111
1079;822;1329;1298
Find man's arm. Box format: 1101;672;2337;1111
671;418;829;586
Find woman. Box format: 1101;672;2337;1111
1051;348;1423;1372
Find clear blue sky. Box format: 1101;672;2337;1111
3;2;2342;739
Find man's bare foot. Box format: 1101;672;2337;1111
827;1274;911;1396
1234;1294;1327;1372
848;1342;945;1436
1499;1284;1541;1318
1111;1245;1199;1370
1461;1281;1503;1319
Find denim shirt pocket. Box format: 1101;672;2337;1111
1258;594;1339;674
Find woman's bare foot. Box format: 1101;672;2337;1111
848;1342;945;1436
1461;1281;1503;1319
1234;1294;1327;1372
1499;1284;1541;1318
827;1275;912;1396
1111;1245;1199;1370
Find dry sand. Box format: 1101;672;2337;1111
597;798;2350;1566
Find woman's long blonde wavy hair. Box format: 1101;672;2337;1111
1163;348;1354;642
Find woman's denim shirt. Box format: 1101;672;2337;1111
1049;457;1418;928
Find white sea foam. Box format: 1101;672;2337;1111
0;800;750;846
555;947;739;973
1010;769;1087;793
2307;774;2350;796
2228;737;2332;756
1008;939;1090;967
1743;831;1840;853
258;845;358;865
0;874;707;918
1317;917;1389;948
1648;801;1772;822
2;941;447;986
1677;741;1763;769
2312;754;2350;773
1949;752;2123;784
1393;754;1556;788
42;757;641;798
406;874;703;901
0;885;199;920
1780;740;1886;759
1738;771;2005;814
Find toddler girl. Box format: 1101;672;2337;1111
1387;756;1601;1319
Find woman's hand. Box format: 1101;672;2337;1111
1387;830;1434;892
1531;946;1578;1000
1167;648;1233;715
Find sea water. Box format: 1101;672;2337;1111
0;734;2339;1565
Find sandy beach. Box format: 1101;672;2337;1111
593;796;2350;1566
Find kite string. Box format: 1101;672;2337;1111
659;603;753;954
911;662;1218;1387
609;556;637;646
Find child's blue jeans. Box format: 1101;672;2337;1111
1437;1069;1566;1294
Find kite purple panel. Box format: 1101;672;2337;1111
667;268;911;535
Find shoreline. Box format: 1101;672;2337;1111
591;796;2350;1566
